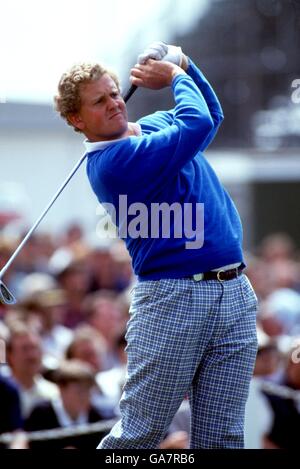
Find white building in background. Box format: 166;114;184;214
0;102;96;236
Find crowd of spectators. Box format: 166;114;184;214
0;224;300;449
244;233;300;448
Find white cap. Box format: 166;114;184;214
263;288;300;334
48;248;74;276
18;273;57;301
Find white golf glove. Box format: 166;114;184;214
138;41;184;67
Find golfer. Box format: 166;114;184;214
55;42;258;448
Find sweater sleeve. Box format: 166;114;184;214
186;58;224;150
95;74;214;196
138;110;174;133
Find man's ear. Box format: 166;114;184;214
68;113;85;131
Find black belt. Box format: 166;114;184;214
191;264;245;282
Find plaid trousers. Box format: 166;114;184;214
98;274;258;449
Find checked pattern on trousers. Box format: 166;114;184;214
98;274;258;449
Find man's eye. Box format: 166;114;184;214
95;98;103;104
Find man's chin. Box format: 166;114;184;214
100;127;129;141
112;123;130;139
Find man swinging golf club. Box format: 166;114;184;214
54;42;258;449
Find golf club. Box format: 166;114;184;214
0;83;138;305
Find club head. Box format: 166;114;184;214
0;280;17;305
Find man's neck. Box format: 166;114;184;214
84;123;141;152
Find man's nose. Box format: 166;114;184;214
107;96;118;109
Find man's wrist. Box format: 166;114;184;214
180;54;189;71
171;68;186;84
171;69;186;86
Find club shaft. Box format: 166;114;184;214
0;153;87;279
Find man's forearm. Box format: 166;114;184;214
186;58;223;118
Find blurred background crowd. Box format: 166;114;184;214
1;227;300;449
1;0;300;449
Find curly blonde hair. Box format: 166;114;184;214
54;63;120;132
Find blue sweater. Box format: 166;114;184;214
86;60;243;280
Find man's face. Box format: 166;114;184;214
9;333;42;377
72;339;103;372
60;381;92;417
71;74;128;142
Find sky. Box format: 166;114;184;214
0;0;209;104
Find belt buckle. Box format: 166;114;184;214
217;270;225;282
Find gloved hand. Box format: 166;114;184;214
137;41;168;64
138;41;186;68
